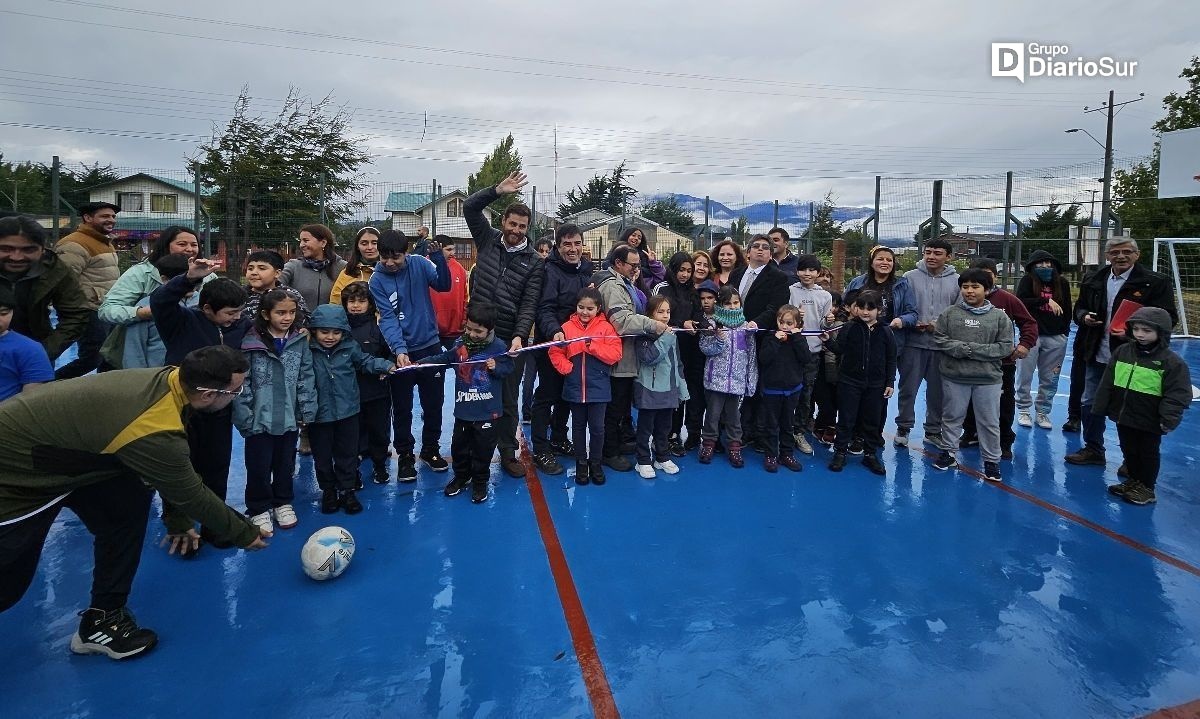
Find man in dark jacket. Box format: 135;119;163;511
464;171;546;477
530;224;593;475
0;215;91;361
1066;238;1178;467
769;227;799;278
726;235;791;448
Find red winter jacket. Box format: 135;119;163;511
430;257;468;339
548;313;623;403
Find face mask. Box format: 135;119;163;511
1034;267;1054;282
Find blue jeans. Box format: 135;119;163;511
1079;360;1107;452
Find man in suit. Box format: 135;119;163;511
727;235;791;450
1066;238;1178;467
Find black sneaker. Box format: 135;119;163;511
550;439;574;457
862;454;886;476
71;607;158;660
1107;481;1133;497
575;462;591;485
1061;417;1081;433
1065;447;1106;466
372;468;390;485
589;461;607;486
1117;464;1130;479
983;461;1002;482
932;451;958;471
668;435;686;457
603;454;632;472
419;450;449;472
341;489;363;514
848;439;865;456
533;451;564;475
320;488;340;514
1122;481;1157;505
501;453;525;478
828;452;846;472
470;482;489;504
444;475;469;497
396;454;418;483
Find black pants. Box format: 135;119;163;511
54;311;112;380
963;363;1016;449
761;392;801;457
1068;341;1086;420
835;382;885;454
187;407;233;501
740;390;763;443
681;350;707;439
603;376;635;457
792;356;819;432
310;416;359;492
520;353;537;420
0;473;152;613
243;431;298;516
1117;424;1162;488
358;396;391;472
496;344;522;457
571;403;606;463
812;358;839;430
531;350;569;455
452;417;499;486
635;407;673;464
388;343;444;457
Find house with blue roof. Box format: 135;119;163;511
87;172;213;236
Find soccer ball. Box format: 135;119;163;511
300;526;355;581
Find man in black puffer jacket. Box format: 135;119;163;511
529;224;594;475
464;171;546;477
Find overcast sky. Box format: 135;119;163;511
1;0;1196;233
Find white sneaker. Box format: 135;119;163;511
794;433;814;455
1018;412;1033;428
1036;413;1053;430
249;511;273;534
636;463;656;479
274;504;298;529
654;460;680;474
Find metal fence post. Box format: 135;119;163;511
50;155;60;239
704;195;710;249
530;185;537;242
318;172;327;223
430;179;438;237
193;169;202;236
806;201;814;254
1002;171;1013;287
872;175;881;244
929;180;943;249
773;200;779;228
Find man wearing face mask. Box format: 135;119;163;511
1066;238;1177;468
464;172;546;477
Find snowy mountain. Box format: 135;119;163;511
649;193;876;227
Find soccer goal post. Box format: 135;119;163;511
1151;238;1199;338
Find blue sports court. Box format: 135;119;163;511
3;339;1199;718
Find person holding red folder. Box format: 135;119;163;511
1066;238;1178;469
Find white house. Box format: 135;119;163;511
88;173;210;235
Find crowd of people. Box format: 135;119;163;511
0;171;1191;661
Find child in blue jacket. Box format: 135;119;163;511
308;304;395;515
234;289;317;532
341;281;393;486
419;304;514;504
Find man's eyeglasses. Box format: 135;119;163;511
197;385;245;397
749;243;771;251
1107;249;1137;256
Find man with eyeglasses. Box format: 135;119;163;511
0;345;270;661
595;243;670;471
0;214;91;362
727;235;791;450
1066;238;1177;468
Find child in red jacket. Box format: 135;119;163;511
548;288;623;486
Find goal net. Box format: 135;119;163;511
1152;238;1200;338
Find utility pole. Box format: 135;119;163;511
1082;90;1143;240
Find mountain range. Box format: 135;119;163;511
647;193;876;227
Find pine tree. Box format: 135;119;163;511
558;161;637;218
640;196;695;234
468;134;523;228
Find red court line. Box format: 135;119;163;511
516;434;621;719
1145;697;1200;718
901;440;1200;579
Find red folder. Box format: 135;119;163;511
1109;299;1143;334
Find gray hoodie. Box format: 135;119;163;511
933;302;1014;385
903;260;960;349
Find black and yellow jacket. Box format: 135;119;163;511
1093;307;1191;434
0;367;259;546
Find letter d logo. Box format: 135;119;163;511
991;43;1024;82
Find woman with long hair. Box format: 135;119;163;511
98;225;210;329
281;223;347;310
709;240;746;287
619;226;665;295
1014;250;1073;430
329;226;381;305
691;249;713;289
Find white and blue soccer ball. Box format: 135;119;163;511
301;526;355;581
